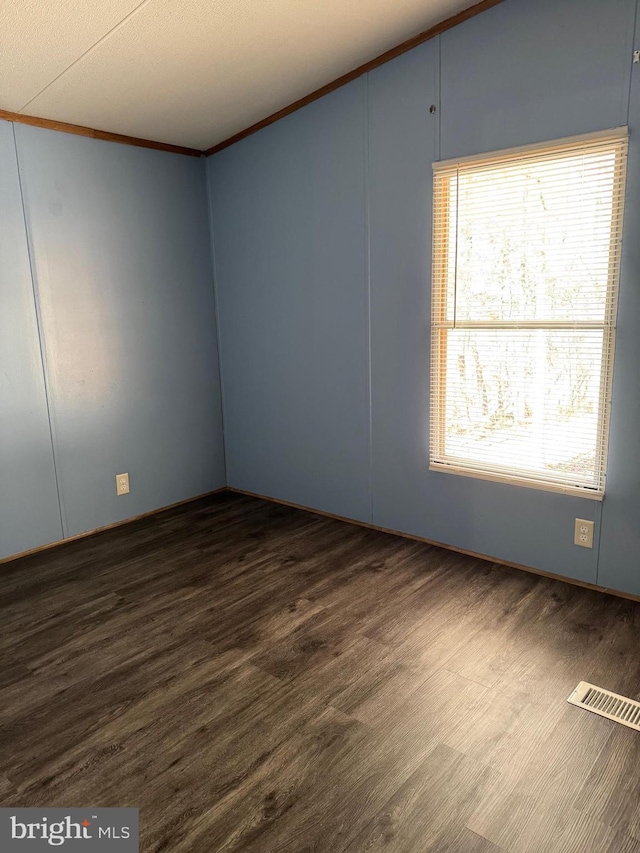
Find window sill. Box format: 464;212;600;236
429;462;604;500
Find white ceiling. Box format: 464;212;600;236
1;0;474;151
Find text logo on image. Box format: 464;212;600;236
1;809;138;851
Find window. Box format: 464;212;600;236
430;129;628;498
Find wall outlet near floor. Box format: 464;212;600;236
116;473;130;495
574;518;594;548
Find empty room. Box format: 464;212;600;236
2;0;640;850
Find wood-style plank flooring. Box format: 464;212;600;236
1;492;640;852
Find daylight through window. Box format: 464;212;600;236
430;129;628;497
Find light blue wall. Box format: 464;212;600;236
15;125;225;539
208;0;640;593
208;82;371;522
0;121;62;559
1;122;225;556
439;0;636;160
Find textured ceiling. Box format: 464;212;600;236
1;0;474;150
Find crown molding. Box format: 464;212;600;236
0;109;202;157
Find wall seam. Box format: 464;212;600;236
436;34;442;161
11;123;67;538
204;156;230;486
364;74;374;526
624;0;639;127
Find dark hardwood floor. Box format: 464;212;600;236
1;492;640;852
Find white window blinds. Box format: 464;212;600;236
430;129;628;498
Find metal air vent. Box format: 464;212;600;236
568;681;640;731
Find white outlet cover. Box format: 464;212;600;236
574;518;594;548
116;472;130;495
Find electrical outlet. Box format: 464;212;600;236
574;518;594;549
116;473;130;496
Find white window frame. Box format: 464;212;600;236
429;128;629;499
